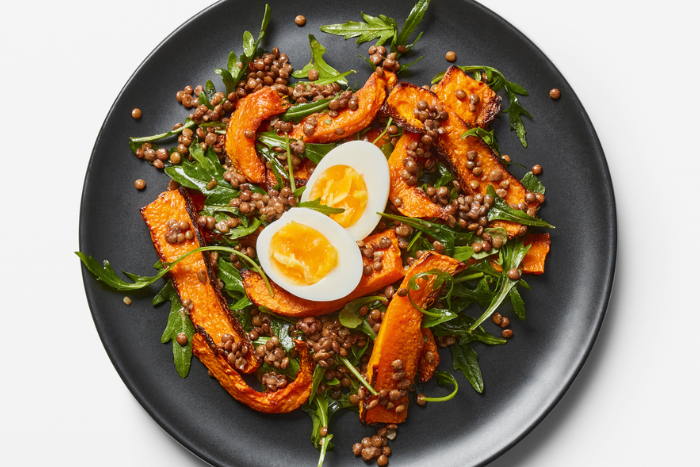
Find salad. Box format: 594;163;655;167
78;1;554;465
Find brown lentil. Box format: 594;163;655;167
295;15;306;26
123;296;132;306
134;179;146;190
549;88;561;100
176;333;188;346
532;164;543;175
131;108;142;119
507;268;521;280
445;51;456;61
500;316;510;328
502;329;514;339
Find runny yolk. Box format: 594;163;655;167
269;221;338;286
308;165;368;228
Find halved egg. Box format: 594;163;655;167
301;140;390;241
256;207;363;301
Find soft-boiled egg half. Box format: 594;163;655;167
256;207;363;301
301;140;390;241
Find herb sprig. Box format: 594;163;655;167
292;35;353;86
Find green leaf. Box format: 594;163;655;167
242;30;255;57
379;212;472;256
296;198;345;215
159;282;195;378
269;318;295;353
422;370;458;402
320;14;397;46
296;70;356;88
394;0;431;53
129;118;196;147
308;366;326;405
226;218;261;241
257;131;335;164
450;341;484;393
292;35;350;86
461;127;501;156
433;313;506;346
152;280;176;306
421;308;458;328
509;286;526;321
215;68;236;96
217;259;247;297
520;172;546;194
486;185;554;229
453;245;474;262
227;50;239;75
279;95;338;123
198;89;214;110
339;296;386;329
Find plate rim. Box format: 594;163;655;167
79;0;618;465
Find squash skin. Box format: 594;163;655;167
433;66;501;128
290;70;397;143
361;252;465;424
388;132;448;220
490;233;551;275
240;229;405;317
225;87;289;184
140;188;259;373
382;82;539;238
418;328;440;383
192;335;313;413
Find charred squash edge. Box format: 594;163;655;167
433;66;502;128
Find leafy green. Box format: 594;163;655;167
308;366;326;405
158;281;195;378
303;392;355;467
320;13;397;46
338;296;385;339
453;245;474;262
77;246;272;296
257;131;336;164
338;356;378;396
434;65;531;147
217;258;249;300
486;185;554;229
152;280;176;306
422;370;458;402
165;144;239;205
320;0;431;56
279;95;337;123
129;118;196;148
467;237;531;332
432;314;506;346
379;212;472;256
521;171;546;194
226;218;262;241
292;35;351;86
450;340;484;393
296;198;345;215
215;4;271;94
461;127;501;156
509;286;526;321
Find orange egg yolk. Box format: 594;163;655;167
308;165;368;228
269;221;338;286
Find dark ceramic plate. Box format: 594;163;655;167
79;0;616;466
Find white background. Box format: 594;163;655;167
2;0;698;465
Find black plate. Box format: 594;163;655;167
79;1;616;466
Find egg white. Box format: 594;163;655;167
256;207;363;301
301;140;390;241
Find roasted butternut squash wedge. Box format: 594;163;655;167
382;82;538;237
361;252;465;424
241;229;405;317
490;233;551;275
290;70;397;143
388;132;448;220
225;87;289;184
418;328;440;383
140;188;259;373
433;66;501;128
192;335;313;413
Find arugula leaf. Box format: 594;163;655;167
292;35;350;86
303;392;355;467
216;258;247;297
434;65;532;147
226;218;262;241
215;4;271;93
279;95;338;123
461;127;501;156
433;314;506;346
308;366;326;405
256;143;285;190
422;370;458;402
450;340;484;393
467;237;531;332
320;13;397;46
77;246;272;296
421;308;458;328
379;212;472;256
509;286;526;321
158;281;195;378
129;118;196;148
392;0;431;54
165;144;239;205
486;185;554;228
257;131;336;164
338;296;385;338
296;198;345;215
453;245;474;262
520;171;546;194
198;87;215;110
152;280;176;306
